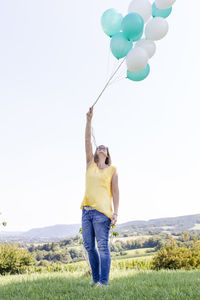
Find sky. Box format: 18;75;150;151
0;0;199;232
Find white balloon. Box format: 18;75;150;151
135;39;156;59
145;17;169;41
126;47;149;72
155;0;176;9
128;0;152;23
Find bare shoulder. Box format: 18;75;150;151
111;167;118;189
111;166;118;179
86;157;95;170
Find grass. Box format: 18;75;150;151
0;269;200;300
111;248;155;260
112;235;151;243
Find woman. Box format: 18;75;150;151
80;106;119;287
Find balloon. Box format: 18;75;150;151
110;32;133;59
152;2;172;18
128;0;152;23
122;13;144;41
101;8;123;37
131;30;143;42
135;39;156;58
126;47;149;72
155;0;176;9
145;17;169;41
127;64;150;81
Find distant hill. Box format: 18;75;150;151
0;224;81;243
1;213;200;243
117;213;200;236
23;224;81;239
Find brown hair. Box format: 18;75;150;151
94;146;112;166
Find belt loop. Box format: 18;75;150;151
83;205;95;211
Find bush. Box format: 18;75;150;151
0;243;35;275
152;236;200;270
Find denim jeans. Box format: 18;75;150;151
81;207;111;284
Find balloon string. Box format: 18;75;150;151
91;57;126;108
105;42;111;83
108;76;126;87
108;63;127;86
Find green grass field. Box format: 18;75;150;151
0;269;200;300
111;248;155;260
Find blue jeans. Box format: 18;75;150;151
81;208;111;284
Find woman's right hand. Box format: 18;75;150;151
86;107;93;122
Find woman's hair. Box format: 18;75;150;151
94;146;112;166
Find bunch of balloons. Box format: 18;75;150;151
101;0;176;82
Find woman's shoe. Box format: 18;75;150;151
89;280;98;286
94;282;108;288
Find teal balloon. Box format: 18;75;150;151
110;33;133;59
101;8;123;37
152;2;172;18
131;31;143;42
127;64;150;81
122;13;144;41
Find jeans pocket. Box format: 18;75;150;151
82;208;88;220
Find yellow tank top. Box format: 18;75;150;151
80;162;117;220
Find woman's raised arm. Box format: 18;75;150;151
85;107;94;165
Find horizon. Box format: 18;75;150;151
1;0;200;232
1;212;200;233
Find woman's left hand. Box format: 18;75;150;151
111;213;118;226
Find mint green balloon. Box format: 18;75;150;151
122;13;144;41
152;2;172;18
131;31;143;42
101;8;123;37
110;32;133;59
127;64;150;81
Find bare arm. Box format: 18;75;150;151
111;170;119;218
85;107;94;165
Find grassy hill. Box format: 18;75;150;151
0;269;200;300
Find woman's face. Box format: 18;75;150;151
96;145;108;157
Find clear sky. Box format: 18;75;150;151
0;0;199;232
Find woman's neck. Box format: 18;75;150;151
97;157;107;168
